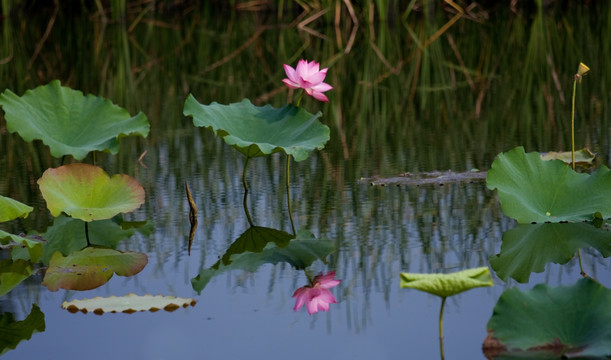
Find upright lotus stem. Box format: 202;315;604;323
570;62;590;171
286;154;296;236
570;62;589;277
439;296;446;360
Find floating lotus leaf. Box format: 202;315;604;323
400;267;493;298
540;148;595;165
0;80;149;160
192;229;335;294
486;146;611;223
483;278;611;358
0;231;43;263
42;247;148;292
34;215;137;265
183;96;330;161
0;304;45;356
0;196;33;222
490;222;611;283
38;163;145;222
62;294;196;315
0;259;33;296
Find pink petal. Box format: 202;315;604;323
282;78;300;89
283;64;298;83
311;82;333;93
309;91;329;102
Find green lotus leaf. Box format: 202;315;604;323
0;80;149;160
0;304;45;356
192;229;335;294
490;222;611;283
0;231;44;263
0;259;34;296
183;96;330;161
42;247;148;292
400;267;493;298
62;294;196;315
219;226;293;266
486;146;611;223
484;278;611;358
34;215;136;265
0;196;33;222
38;163;145;222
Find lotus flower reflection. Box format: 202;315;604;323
283;59;333;102
292;271;340;315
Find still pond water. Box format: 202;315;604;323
1;3;610;359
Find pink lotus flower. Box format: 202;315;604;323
283;59;333;102
292;271;341;315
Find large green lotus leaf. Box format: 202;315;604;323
192;229;335;294
219;226;293;266
484;278;611;358
42;247;148;292
33;215;134;265
183;96;329;162
486;146;611;223
62;294;197;315
0;304;45;356
490;222;611;283
0;80;149;160
400;267;493;298
38;163;145;222
0;231;44;263
0;196;33;222
0;259;33;296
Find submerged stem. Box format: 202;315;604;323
286;154;296;236
577;249;586;277
439;296;446;360
242;157;254;227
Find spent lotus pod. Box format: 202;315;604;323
283;59;333;102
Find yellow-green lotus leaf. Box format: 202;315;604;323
38;163;145;222
400;267;493;298
0;195;33;222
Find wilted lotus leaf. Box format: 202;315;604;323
0;304;45;355
62;294;196;315
0;259;34;296
400;267;493;298
38;163;145;222
484;278;611;358
0;195;33;222
42;247;147;291
0;80;149;160
490;222;611;283
183;97;330;161
540;148;595;165
486;146;611;223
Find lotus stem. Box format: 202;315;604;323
577;249;586;277
84;222;91;247
439;296;446;360
286;154;296;236
242;157;254;227
570;77;577;171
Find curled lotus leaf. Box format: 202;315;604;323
0;304;45;355
400;267;493;298
183;96;330;162
62;294;197;315
37;163;145;222
42;247;148;292
0;80;149;160
0;195;33;222
486;146;611;223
